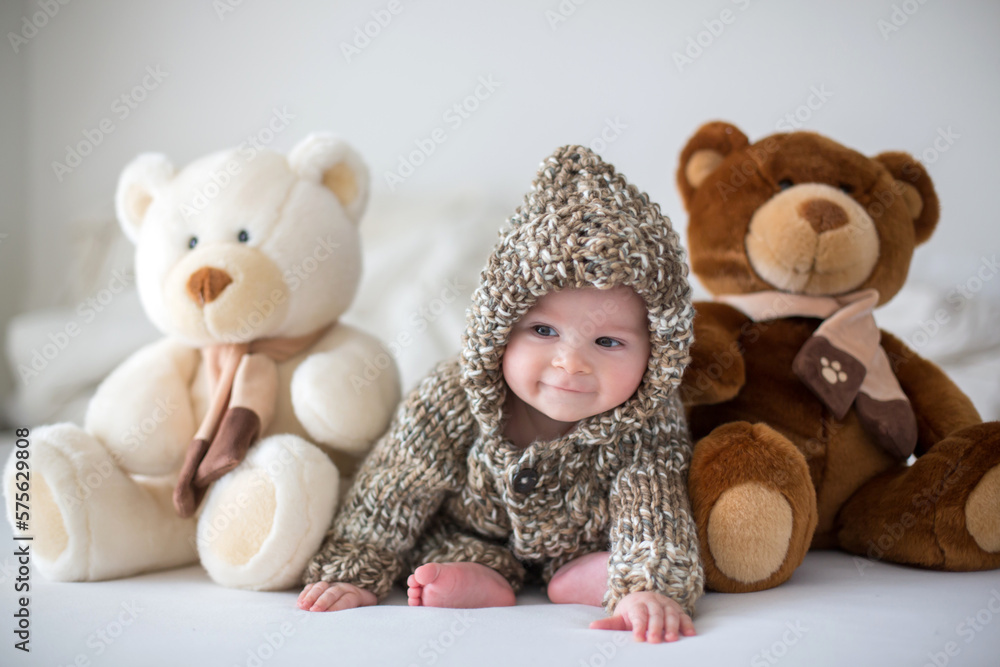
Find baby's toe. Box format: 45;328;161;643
413;562;442;586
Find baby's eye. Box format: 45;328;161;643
533;325;557;337
596;337;621;348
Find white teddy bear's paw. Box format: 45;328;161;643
291;326;401;455
196;434;339;590
3;424;197;582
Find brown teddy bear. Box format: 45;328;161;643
676;121;1000;593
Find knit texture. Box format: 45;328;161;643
304;146;704;614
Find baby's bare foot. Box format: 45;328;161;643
406;562;516;608
547;551;610;606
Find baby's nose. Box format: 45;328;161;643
553;344;590;374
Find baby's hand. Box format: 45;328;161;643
297;581;377;612
589;591;695;643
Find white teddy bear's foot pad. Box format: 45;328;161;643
3;423;199;581
197;435;338;591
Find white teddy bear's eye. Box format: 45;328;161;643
238;230;249;243
188;236;198;250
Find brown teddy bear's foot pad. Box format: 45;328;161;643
966;464;1000;553
690;421;819;592
708;482;793;584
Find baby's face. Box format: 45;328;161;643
502;286;650;424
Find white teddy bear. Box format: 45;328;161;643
3;133;400;590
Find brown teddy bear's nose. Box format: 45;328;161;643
798;198;849;234
187;267;233;306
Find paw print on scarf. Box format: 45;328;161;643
820;357;848;385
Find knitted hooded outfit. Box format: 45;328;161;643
304;146;704;614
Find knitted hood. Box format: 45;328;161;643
460;146;694;444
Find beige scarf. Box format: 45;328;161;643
717;289;916;459
173;325;332;517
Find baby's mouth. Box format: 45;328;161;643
543;382;591;394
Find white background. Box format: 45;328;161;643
0;0;998;421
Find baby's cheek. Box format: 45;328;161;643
609;356;647;402
502;342;538;393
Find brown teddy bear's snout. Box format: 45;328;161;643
745;183;880;296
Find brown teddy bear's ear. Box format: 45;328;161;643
677;121;750;210
873;152;939;245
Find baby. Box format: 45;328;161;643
298;146;703;643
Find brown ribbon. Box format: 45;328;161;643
717;290;917;459
173;325;333;517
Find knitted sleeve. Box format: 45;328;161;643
604;397;704;616
302;359;475;599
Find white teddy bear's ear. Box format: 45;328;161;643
287;133;370;224
115;152;175;244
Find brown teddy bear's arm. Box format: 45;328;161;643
681;301;749;407
880;331;982;454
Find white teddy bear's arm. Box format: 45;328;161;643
291;324;401;456
85;337;201;476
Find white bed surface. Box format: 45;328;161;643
1;439;998;667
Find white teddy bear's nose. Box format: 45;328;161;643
187;267;233;306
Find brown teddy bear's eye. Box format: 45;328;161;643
778;179;793;191
838;183;854;194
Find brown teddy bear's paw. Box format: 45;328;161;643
690;421;819;592
837;422;1000;571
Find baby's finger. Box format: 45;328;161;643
646;604;665;644
299;582;330;609
680;614;696;637
664;610;680;643
297;583;314;605
628;604;650;642
310;585;346;612
330;588;365;612
590;616;629;632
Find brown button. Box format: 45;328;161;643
512;468;539;494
